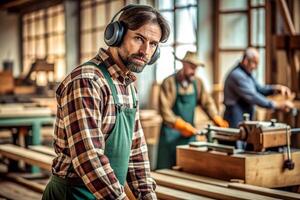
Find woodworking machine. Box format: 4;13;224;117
176;119;300;187
198;118;300;170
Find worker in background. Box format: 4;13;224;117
223;47;293;148
157;51;228;169
42;4;170;200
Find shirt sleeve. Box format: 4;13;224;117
126;91;157;200
60;78;126;200
253;78;275;96
158;76;178;126
232;74;274;108
196;78;219;119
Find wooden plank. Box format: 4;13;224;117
0;144;52;171
0;181;42;200
156;170;299;200
151;172;280;200
155;169;229;187
28;145;56;157
156;185;214;200
229;183;300;200
0;105;53;118
6;174;45;193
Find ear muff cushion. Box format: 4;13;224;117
148;47;160;65
104;21;125;46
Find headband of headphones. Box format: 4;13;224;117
109;4;153;23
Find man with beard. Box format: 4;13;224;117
156;51;228;169
42;4;169;200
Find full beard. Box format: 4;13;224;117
184;74;195;83
119;52;148;73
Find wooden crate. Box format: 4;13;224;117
176;145;300;188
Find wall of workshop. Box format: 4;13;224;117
0;11;20;77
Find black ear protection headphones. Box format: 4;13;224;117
104;4;160;65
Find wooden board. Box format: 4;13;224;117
151;172;279;200
0;105;52;118
156;185;214;200
28;145;56;157
156;169;300;200
228;183;300;200
176;145;300;188
155;169;229;187
0;144;53;171
0;181;42;200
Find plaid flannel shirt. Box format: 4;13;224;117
51;48;156;199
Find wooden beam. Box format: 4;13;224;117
6;174;45;193
156;185;214;200
0;0;33;10
155;169;300;200
28;145;56;157
0;144;52;171
277;0;300;94
229;183;300;200
277;0;296;34
155;169;229;187
275;35;300;49
151;172;279;200
265;0;272;84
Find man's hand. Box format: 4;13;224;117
213;116;229;128
174;118;197;137
274;85;292;97
273;100;294;112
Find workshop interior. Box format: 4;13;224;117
0;0;299;199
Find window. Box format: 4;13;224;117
80;0;125;63
22;4;66;81
215;0;266;84
156;0;198;82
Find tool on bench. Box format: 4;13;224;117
195;117;300;170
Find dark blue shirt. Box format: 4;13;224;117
223;64;275;127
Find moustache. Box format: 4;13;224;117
130;54;149;63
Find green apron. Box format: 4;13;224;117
157;79;197;169
42;62;136;199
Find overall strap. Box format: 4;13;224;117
96;63;121;107
80;61;121;106
129;84;137;108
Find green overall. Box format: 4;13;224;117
42;62;136;199
157;79;197;169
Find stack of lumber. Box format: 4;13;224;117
153;169;300;200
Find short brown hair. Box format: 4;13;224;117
118;5;170;43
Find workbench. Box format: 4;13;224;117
0;104;55;172
176;145;300;188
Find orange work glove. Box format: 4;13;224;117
174;118;197;137
213;116;229;128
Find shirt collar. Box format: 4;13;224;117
238;63;252;77
97;48;137;86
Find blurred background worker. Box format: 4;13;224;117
157;51;228;169
223;47;293;148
